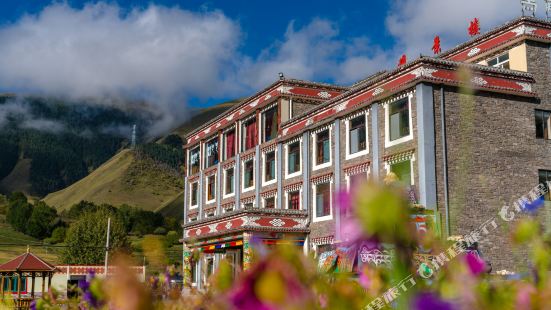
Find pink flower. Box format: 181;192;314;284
335;190;353;214
465;252;485;275
515;285;535;310
358;268;371;290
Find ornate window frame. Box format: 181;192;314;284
344;110;369;160
384;92;414;148
311;124;333;170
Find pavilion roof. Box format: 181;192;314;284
0;251;57;272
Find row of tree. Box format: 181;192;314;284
3;193;181;264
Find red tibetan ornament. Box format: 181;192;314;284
432;35;441;55
468;18;480;37
398;54;407;67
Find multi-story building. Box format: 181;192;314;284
182;16;551;287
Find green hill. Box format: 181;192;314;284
43;99;239;213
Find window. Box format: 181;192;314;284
263;106;278;142
264;197;275;208
389;98;410;142
205;255;215;282
348;115;367;156
205;138;219;168
315;183;331;220
224;168;234;197
390;160;413;187
190;147;200;175
190;182;198;207
287;191;300;210
487;52;510;69
535;109;551;140
315;129;331;166
243;202;254;209
539;170;551;201
287;141;301;176
264;151;276;184
207;175;216;202
224;129;236;160
243;159;254;190
242;118;258;151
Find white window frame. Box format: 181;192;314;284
222;126;236;161
284;188;303;210
285;138;302;179
241;158;255;193
384;154;416;186
204;137;219;169
312;180;333;222
261;104;278;143
223;166;235;198
384;93;414;148
262;196;277;208
205;173;216;204
345;168;370;191
312;126;333;170
241;115;257;152
189;146;201;175
345;112;369;160
262;149;277;186
189;181;199;209
487;52;510;69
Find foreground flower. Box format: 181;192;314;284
465;252;486;275
412;292;454;310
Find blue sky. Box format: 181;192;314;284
0;0;539;134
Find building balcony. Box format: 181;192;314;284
182;207;309;241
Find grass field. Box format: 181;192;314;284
43;150;183;212
0;215;62;264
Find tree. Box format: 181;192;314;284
63;209;128;264
26;201;58;239
6;193;33;233
45;226;67;244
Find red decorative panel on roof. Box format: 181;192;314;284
184;213;308;239
188;85;343;144
446;24;551;62
281;63;535;137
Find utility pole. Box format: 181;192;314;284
104;217;111;276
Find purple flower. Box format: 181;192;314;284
523;196;544;213
412;292;454;310
465;252;485;275
30;300;36;310
335;191;353;214
228;267;275;310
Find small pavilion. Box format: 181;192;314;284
0;248;57;308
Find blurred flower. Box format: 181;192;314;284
358;267;371;289
523;196;544;213
516;284;536;310
412;292;454;310
335;190;354;214
465;253;485;276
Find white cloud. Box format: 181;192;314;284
386;0;522;57
0;0;538;137
0;2;241;136
238;19;394;88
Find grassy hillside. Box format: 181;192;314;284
0;214;61;264
43;149;182;211
0;158;32;196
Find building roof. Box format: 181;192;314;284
0;251;57;272
184;78;349;143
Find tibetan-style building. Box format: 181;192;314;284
181;16;551;287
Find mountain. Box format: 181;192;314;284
0;94;149;197
43;99;240;213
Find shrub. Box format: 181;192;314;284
153;227;167;235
